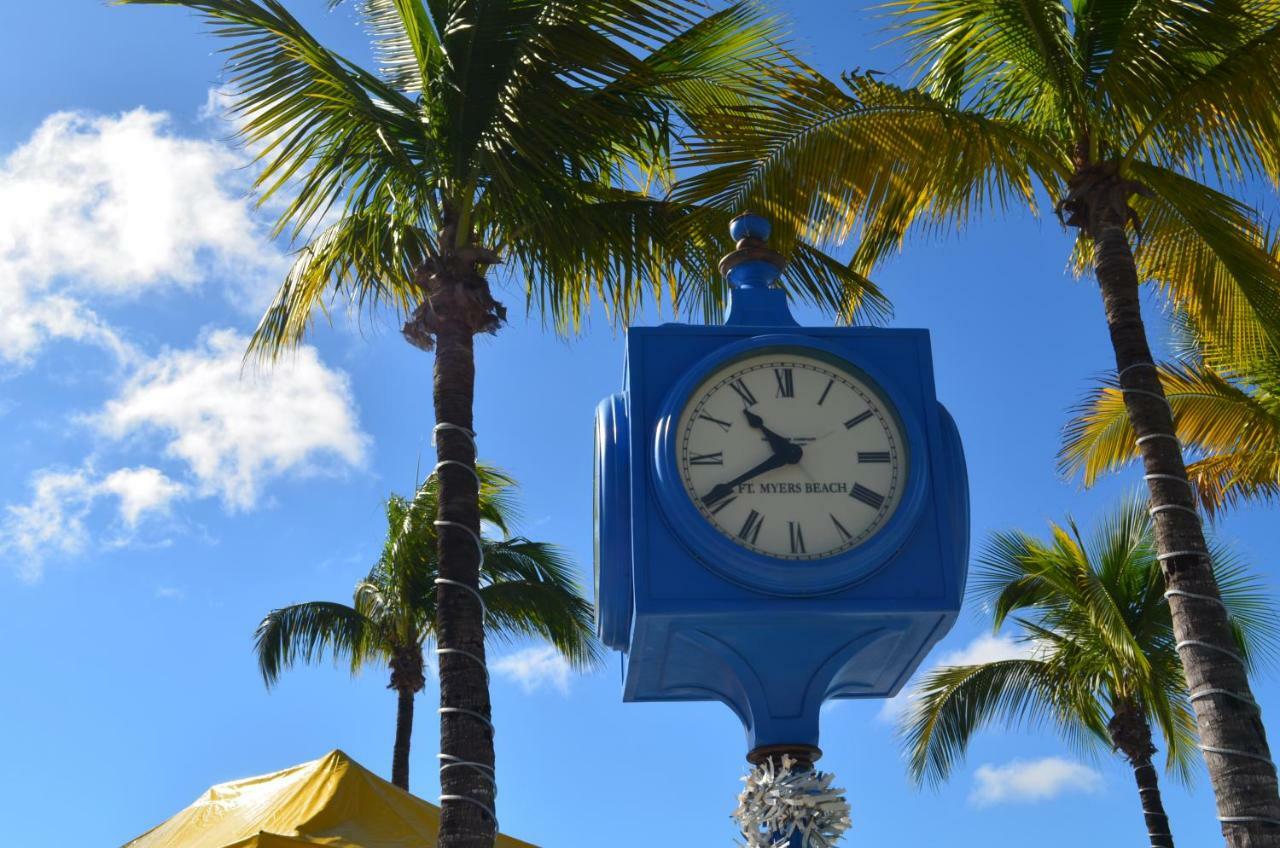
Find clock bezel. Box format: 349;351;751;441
651;335;930;596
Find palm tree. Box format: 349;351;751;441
680;2;1280;838
1063;346;1280;518
903;497;1277;847
255;466;599;793
118;3;883;845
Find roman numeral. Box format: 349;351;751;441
844;410;874;429
738;510;764;544
729;379;758;406
830;513;853;541
850;484;886;510
774;368;795;398
858;451;891;463
788;521;806;554
699;413;732;432
708;496;736;515
817;379;834;406
689;451;724;465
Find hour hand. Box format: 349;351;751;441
747;407;793;458
744;408;800;460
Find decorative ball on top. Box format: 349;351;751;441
729;211;772;242
720;212;785;290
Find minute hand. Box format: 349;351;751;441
701;448;802;506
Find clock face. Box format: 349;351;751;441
675;350;907;561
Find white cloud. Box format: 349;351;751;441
93;329;368;510
0;108;284;365
201;88;270;154
2;468;95;581
878;633;1034;724
937;633;1035;668
875;688;914;725
155;586;186;601
1;465;184;581
492;646;573;695
0;293;138;368
99;466;187;527
0;105;370;581
200;88;238;128
969;757;1102;807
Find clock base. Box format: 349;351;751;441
746;743;823;767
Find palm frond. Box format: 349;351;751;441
1060;359;1280;515
677;70;1063;272
1091;0;1236;152
1085;493;1153;593
884;0;1084;128
788;237;891;326
479;537;601;670
254;601;381;685
624;2;790;123
496;187;888;330
1212;539;1280;672
975;515;1152;678
902;658;1102;787
971;529;1059;627
434;0;746;192
1186;451;1280;516
1123;17;1280;183
481;536;577;586
250;210;432;357
1141;647;1199;785
335;0;443;94
1127;162;1280;357
1049;519;1153;676
1059;371;1135;486
1070;0;1149;91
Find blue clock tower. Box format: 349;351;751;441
594;215;969;794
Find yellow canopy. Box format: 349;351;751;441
121;749;537;848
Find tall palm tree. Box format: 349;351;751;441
681;2;1280;838
1063;346;1280;518
903;497;1277;848
118;2;883;845
254;466;599;792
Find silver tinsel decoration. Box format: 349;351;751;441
733;755;852;848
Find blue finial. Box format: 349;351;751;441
729;212;771;243
720;212;785;290
719;213;797;326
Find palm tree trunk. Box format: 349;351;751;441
392;684;415;791
432;314;497;848
1133;759;1175;848
1087;182;1280;845
1111;701;1175;847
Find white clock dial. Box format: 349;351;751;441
676;351;907;560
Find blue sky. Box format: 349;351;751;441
1;2;1276;846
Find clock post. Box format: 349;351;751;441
594;214;970;846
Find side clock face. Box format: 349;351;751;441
676;350;908;560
